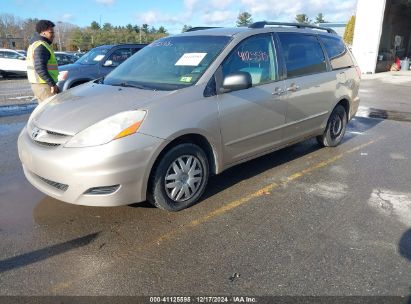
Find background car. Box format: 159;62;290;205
55;51;77;66
0;48;27;77
15;49;27;57
57;43;147;91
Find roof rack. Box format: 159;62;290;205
185;27;221;32
248;21;337;34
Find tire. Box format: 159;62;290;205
317;104;347;147
148;143;209;211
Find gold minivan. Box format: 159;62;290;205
18;22;361;211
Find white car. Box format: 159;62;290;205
0;48;27;77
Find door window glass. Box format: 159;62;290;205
320;35;354;70
221;34;278;86
4;51;19;59
278;33;327;78
108;48;132;66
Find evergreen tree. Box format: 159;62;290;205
90;21;100;30
158;26;167;34
236;12;253;27
182;24;192;32
295;14;311;24
315;13;326;24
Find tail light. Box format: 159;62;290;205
355;66;362;79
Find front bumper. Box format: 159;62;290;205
18;127;164;206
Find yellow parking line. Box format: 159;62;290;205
148;137;383;246
51;137;382;293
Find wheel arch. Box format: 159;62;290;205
336;98;350;120
145;133;219;200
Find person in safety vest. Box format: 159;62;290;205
27;20;59;103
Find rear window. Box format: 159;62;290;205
278;33;327;78
319;35;354;70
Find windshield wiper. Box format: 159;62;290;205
114;82;155;90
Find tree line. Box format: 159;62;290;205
0;11;355;52
0;13;170;51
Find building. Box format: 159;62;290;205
352;0;411;73
0;36;24;49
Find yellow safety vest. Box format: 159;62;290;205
27;40;58;84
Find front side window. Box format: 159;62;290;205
221;34;278;86
76;47;109;65
4;51;19;59
278;33;327;78
104;35;231;91
107;48;132;66
320;35;354;70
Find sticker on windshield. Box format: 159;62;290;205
175;53;207;66
180;76;192;83
93;55;105;61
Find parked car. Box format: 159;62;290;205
55;51;77;66
16;49;27;57
0;48;27;77
18;22;361;211
64;51;85;61
56;44;147;91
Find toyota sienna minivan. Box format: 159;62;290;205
18;22;361;211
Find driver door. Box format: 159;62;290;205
217;34;287;165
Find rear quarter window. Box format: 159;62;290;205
278;33;327;78
319;35;354;70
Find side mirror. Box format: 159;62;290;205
221;72;252;93
103;60;113;67
18;56;26;60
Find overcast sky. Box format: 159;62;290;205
3;0;358;33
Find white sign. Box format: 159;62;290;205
93;55;105;61
175;53;207;66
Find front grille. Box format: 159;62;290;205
84;185;120;195
29;126;71;147
34;141;60;147
36;175;69;192
46;130;68;137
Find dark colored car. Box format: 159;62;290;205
57;43;147;91
55;52;77;66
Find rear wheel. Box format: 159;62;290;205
148;143;209;211
317;104;347;147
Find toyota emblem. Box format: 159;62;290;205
31;127;41;139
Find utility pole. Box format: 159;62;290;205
57;21;62;51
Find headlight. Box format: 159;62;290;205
58;70;68;81
64;110;146;148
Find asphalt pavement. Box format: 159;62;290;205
0;72;410;301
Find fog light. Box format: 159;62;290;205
84;185;120;195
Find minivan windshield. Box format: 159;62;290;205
104;35;231;90
76;47;110;65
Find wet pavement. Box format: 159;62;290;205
0;73;411;298
0;113;411;297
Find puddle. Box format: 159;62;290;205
0;103;36;118
0;121;26;136
356;106;411;122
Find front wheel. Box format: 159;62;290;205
317;104;347;147
148;143;209;211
